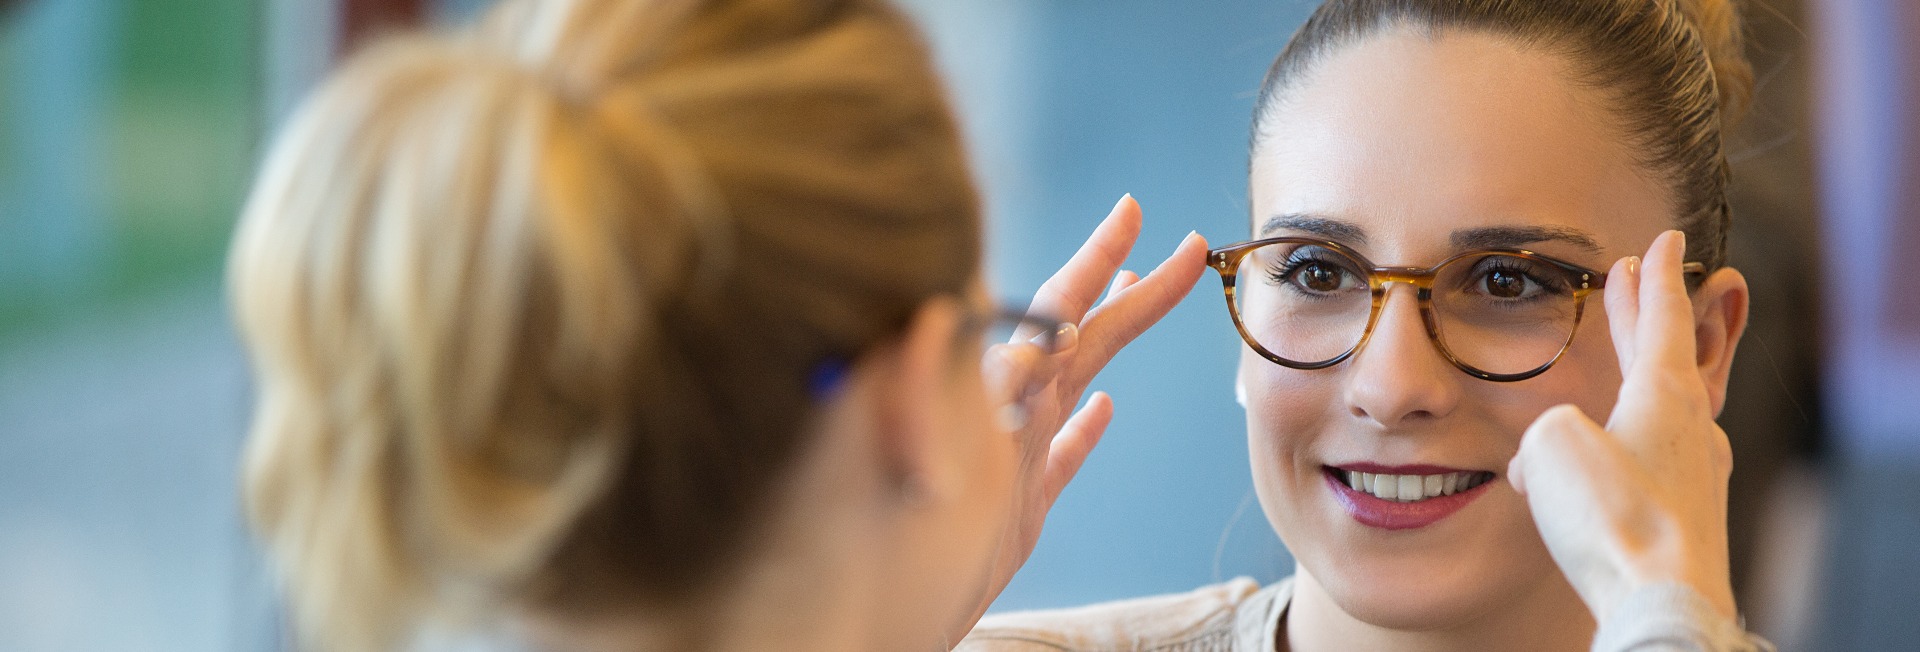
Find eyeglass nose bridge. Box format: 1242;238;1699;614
1344;267;1446;373
1369;266;1440;287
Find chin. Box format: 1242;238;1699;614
1312;544;1522;630
1269;469;1563;632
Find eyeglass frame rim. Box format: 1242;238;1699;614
973;303;1069;354
810;301;1066;402
1206;236;1709;382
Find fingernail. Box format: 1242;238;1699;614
1626;256;1640;276
1047;321;1079;353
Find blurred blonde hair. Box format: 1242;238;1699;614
228;0;978;648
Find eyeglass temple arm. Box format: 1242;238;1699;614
1593;261;1711;289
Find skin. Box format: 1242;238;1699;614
1241;29;1749;651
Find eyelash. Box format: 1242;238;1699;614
1266;250;1353;287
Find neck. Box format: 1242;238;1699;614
520;429;908;652
1283;566;1594;652
520;541;881;652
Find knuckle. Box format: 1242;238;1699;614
1535;404;1589;431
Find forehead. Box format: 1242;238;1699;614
1249;27;1672;262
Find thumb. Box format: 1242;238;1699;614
1507;448;1530;497
1510;404;1605;498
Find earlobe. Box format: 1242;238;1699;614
1692;268;1750;416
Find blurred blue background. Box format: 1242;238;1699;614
0;0;1915;650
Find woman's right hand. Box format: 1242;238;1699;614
1506;230;1740;624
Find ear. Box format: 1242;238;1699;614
1691;267;1750;417
870;296;969;504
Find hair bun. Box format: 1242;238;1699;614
1673;0;1755;127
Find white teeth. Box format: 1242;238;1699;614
1344;470;1487;502
1396;475;1421;501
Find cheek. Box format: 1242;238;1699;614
1241;352;1334;459
1461;307;1625;446
1527;308;1626;420
1239;352;1336;543
961;381;1018;515
942;373;1017;552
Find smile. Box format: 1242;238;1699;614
1322;464;1496;530
1334;468;1494;502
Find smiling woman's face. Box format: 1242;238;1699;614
1244;29;1677;629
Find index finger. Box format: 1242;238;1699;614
1631;230;1698;379
1028;195;1143;324
1067;231;1209;384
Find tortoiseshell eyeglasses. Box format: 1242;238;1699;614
1207;237;1707;382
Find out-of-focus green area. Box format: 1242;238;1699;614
0;0;258;346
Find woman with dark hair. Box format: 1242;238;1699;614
963;1;1775;649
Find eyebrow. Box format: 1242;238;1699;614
1449;225;1603;255
1258;214;1603;255
1259;214;1367;243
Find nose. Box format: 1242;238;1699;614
1343;283;1460;428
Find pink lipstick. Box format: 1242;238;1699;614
1323;464;1494;530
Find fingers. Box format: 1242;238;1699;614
1070;231;1209;382
1030;195;1144;324
1603;255;1641;377
1042;392;1113;506
984;341;1059;409
1634;231;1698;378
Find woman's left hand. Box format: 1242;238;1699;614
953;195;1209;640
1506;230;1739;624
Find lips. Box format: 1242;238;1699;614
1323;464;1495;530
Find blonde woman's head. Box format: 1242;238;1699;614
229;0;980;648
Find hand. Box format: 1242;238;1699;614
1506;230;1738;624
953;195;1209;639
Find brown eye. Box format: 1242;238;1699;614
1485;270;1525;298
1300;263;1342;292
